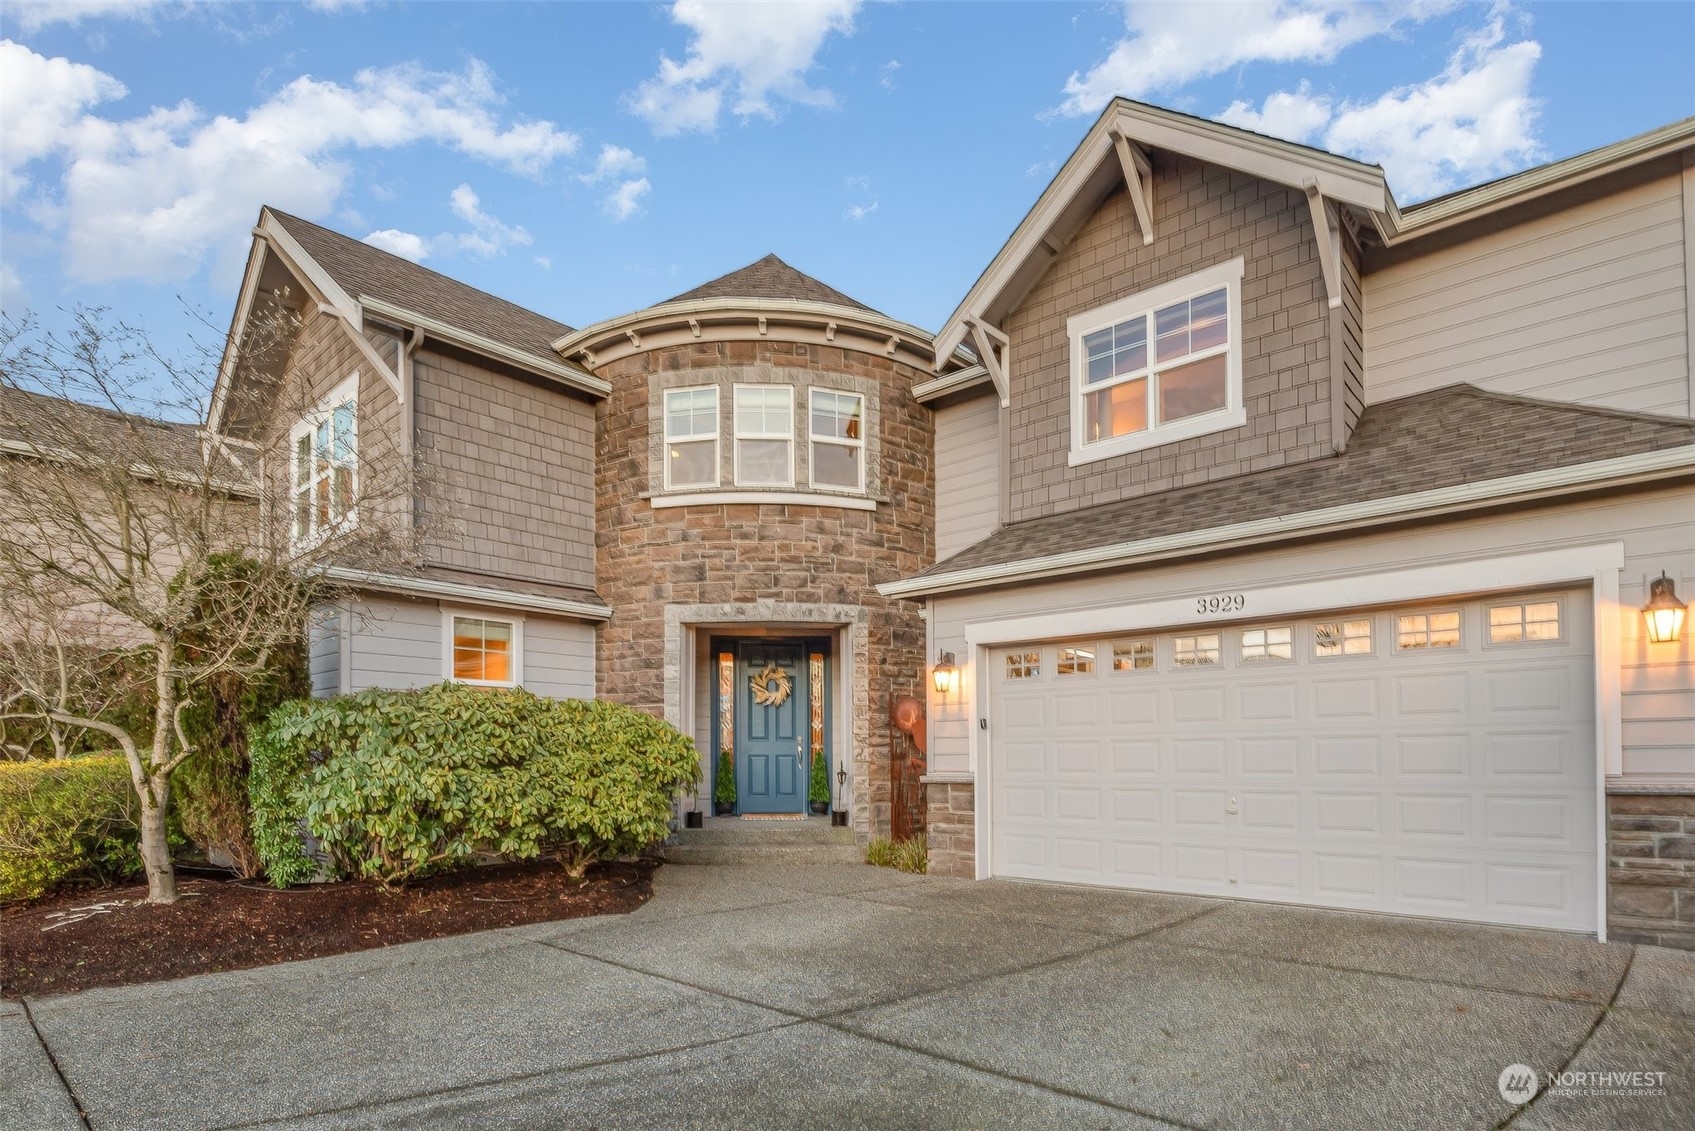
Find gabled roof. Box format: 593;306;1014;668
266;210;574;359
0;384;208;474
663;253;878;314
883;386;1695;598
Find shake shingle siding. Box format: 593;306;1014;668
1004;152;1340;523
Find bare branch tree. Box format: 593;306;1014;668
0;303;427;903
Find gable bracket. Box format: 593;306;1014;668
1110;130;1155;247
1303;179;1344;312
966;316;1011;408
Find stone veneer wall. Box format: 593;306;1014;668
1608;791;1695;950
595;338;934;840
925;781;975;878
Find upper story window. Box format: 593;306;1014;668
664;386;719;490
733;385;794;487
1067;258;1245;466
290;377;357;546
809;389;864;491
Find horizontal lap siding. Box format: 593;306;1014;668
307;607;341;698
347;597;440;691
1364;172;1690;415
935;392;1002;561
927;485;1695;782
522;617;596;700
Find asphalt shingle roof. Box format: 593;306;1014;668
662;253;879;314
0;384;209;475
267;210;574;359
916;385;1695;581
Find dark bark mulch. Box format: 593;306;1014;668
1;857;656;999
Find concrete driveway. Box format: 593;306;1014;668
6;861;1691;1131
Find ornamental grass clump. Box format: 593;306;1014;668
249;684;699;888
865;835;927;875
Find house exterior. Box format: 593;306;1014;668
209;100;1695;949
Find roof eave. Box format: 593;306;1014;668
322;566;612;620
879;444;1695;600
358;296;608;398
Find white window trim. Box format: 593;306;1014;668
808;388;866;493
289;374;359;551
1240;625;1295;662
442;607;524;688
663;385;720;492
1171;633;1223;668
1066;257;1246;467
1394;607;1466;653
732;384;795;488
1110;638;1156;672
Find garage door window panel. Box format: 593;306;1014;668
1488;601;1562;645
1397;611;1462;651
1112;640;1155;671
1057;646;1095;676
1006;651;1041;679
1241;627;1294;662
1315;619;1373;659
1173;634;1221;667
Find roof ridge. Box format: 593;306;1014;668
660;252;879;314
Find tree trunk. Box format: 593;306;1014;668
138;776;176;904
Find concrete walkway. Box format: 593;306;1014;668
5;861;1692;1130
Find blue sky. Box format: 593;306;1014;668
2;0;1691;377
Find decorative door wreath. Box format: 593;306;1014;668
750;663;793;708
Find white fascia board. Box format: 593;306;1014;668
1380;116;1695;244
913;365;992;404
210;233;269;434
358;296;609;398
323;566;612;621
551;298;945;359
879;444;1695;599
259;213;361;325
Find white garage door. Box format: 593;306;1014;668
988;589;1597;931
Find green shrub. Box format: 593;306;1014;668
809;747;829;806
0;756;140;902
249;685;700;887
714;747;736;807
865;836;927;875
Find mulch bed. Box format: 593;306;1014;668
1;857;657;999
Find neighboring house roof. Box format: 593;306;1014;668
0;384;212;477
885;386;1695;598
266;209;575;359
663;253;878;314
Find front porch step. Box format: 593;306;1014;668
664;816;861;865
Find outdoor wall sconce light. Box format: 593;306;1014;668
932;651;958;696
1642;572;1688;644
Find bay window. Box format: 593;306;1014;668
734;385;794;487
664;386;719;490
809;389;864;491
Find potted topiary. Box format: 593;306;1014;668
714;747;736;816
808;746;830;816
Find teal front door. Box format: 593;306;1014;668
735;641;807;814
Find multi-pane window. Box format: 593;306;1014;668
1489;602;1561;644
734;385;794;486
1112;640;1155;671
1073;260;1240;455
1005;651;1040;679
809;390;864;491
1397;611;1461;650
1057;646;1095;675
1315;619;1373;658
1241;627;1294;662
450;616;516;685
1173;634;1221;667
290;388;356;545
664;387;718;489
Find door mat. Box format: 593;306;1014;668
739;813;807;821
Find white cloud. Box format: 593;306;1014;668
0;40;128;203
604;177;650;222
2;43;577;284
626;0;860;135
1215;17;1544;200
534;254;551;270
879;59;900;91
1324;17;1543;200
447;182;531;256
1055;1;1458;118
5;0;167;32
0;260;26;317
579;143;646;183
1217;82;1334;144
362;228;429;262
842;200;878;222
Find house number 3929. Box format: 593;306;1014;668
1196;593;1246;614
